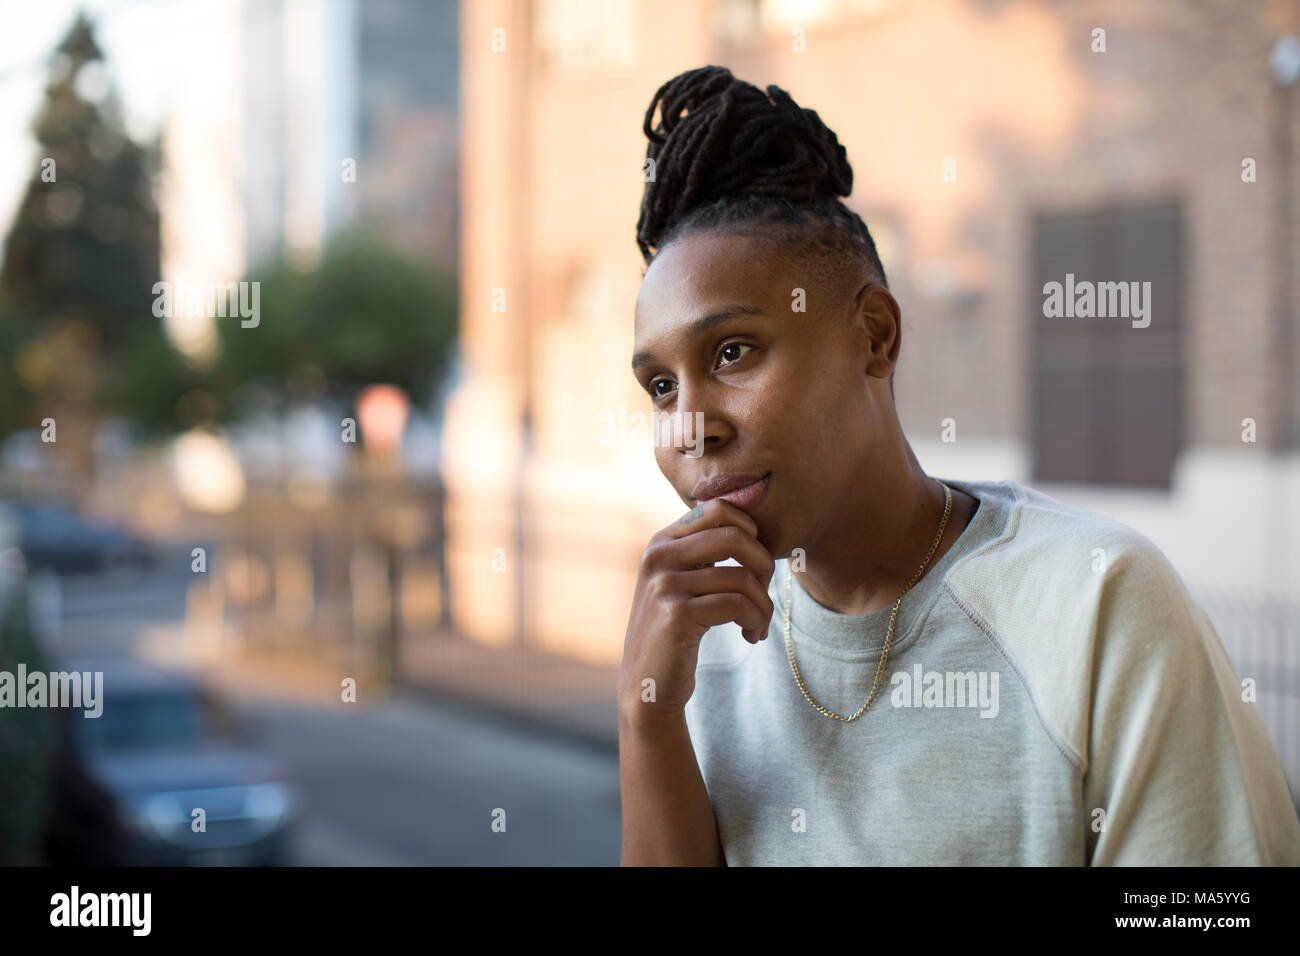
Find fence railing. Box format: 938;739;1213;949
1194;589;1300;810
203;478;1300;784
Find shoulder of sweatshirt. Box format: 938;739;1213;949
943;479;1218;771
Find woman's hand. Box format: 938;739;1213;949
617;498;776;722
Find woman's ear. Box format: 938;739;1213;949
851;282;901;382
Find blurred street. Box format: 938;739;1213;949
41;544;622;866
235;694;621;866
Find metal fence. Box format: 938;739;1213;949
1196;589;1300;811
210;478;1300;792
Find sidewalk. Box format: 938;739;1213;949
398;630;620;751
137;623;621;752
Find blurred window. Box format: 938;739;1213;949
536;0;638;76
715;0;895;41
77;688;222;752
1029;199;1185;488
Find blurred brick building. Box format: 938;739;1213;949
445;0;1300;672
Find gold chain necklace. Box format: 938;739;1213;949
783;480;952;722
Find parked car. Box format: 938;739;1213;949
43;655;298;865
2;500;154;574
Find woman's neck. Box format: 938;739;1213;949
794;440;976;616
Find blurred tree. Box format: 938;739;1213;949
0;308;40;438
0;14;181;488
208;230;459;432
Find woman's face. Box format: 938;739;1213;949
632;229;898;558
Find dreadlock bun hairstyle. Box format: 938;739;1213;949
636;65;889;303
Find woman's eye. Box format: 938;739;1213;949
646;344;751;400
716;342;753;368
648;378;675;400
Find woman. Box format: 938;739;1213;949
617;65;1300;866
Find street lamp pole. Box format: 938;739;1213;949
356;384;411;690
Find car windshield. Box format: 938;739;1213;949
77;690;217;752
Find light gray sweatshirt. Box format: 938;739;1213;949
683;477;1300;865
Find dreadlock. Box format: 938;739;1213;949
635;65;894;393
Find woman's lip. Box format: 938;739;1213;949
716;473;770;511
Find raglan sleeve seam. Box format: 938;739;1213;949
942;584;1085;776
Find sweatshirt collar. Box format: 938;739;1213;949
779;477;1010;661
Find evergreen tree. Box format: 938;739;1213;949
0;13;185;485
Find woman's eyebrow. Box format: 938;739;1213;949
631;304;766;371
